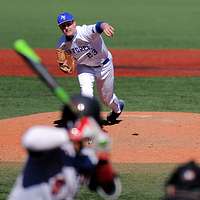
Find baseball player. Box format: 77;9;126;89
7;124;101;200
162;160;200;200
8;125;79;200
55;94;122;199
67;116;122;200
56;12;124;123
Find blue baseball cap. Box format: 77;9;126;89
57;12;74;25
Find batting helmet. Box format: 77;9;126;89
166;161;200;190
163;161;200;200
57;12;74;25
55;94;102;129
70;94;102;125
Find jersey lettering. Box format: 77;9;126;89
67;45;98;58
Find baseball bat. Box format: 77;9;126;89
14;39;69;105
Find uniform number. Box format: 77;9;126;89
86;49;97;58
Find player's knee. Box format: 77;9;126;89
101;95;113;106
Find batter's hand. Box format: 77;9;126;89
102;23;114;37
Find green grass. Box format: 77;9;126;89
1;0;200;48
0;162;177;200
0;163;22;200
1;77;200;119
0;77;79;119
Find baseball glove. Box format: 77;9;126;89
56;49;76;74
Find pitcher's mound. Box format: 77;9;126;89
0;111;200;163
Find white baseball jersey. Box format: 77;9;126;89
57;23;121;114
8;167;78;200
56;24;112;67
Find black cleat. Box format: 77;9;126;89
107;100;124;123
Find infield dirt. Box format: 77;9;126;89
0;111;200;163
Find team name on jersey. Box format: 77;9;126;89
66;45;97;56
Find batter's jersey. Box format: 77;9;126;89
8;149;78;200
8;167;78;200
56;24;112;67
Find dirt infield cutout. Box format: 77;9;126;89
1;111;200;163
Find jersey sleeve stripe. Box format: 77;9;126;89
95;22;104;34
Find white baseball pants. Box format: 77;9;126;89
77;60;121;113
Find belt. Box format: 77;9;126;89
102;58;110;65
93;58;110;68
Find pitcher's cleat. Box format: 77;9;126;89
107;100;124;123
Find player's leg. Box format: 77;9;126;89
77;65;95;97
96;61;124;122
